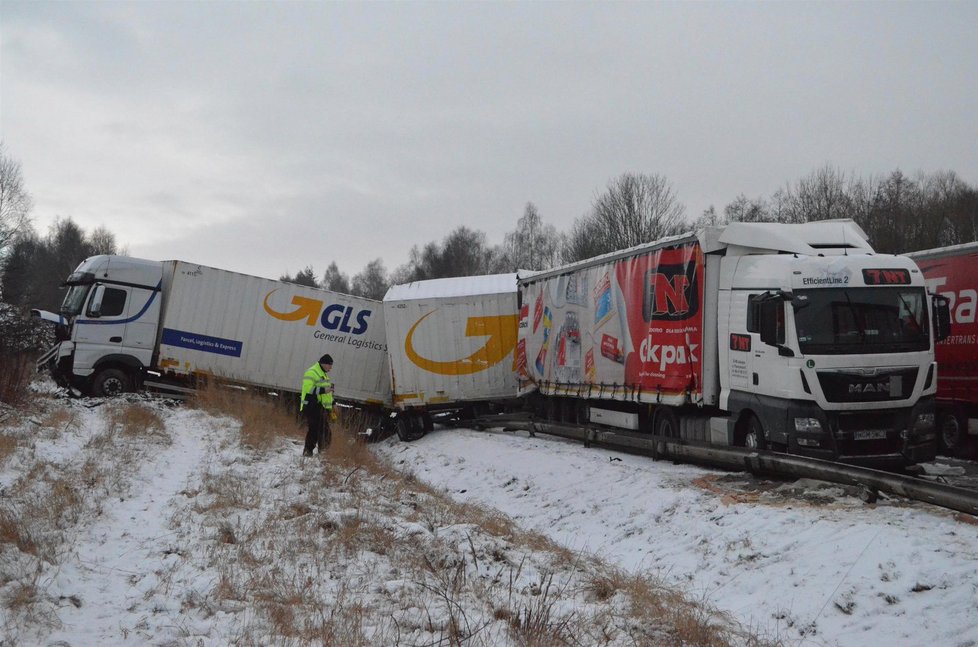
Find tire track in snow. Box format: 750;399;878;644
42;408;229;646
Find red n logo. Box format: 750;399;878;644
649;273;691;316
641;256;700;322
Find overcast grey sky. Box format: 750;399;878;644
2;1;975;281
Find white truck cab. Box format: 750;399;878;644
716;224;939;465
39;255;163;395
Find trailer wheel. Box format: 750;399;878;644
742;414;767;451
91;368;131;397
653;407;679;438
395;415;425;442
938;409;972;458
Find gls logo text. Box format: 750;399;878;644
263;290;372;334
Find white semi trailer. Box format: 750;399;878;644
35;256;391;407
383;273;520;439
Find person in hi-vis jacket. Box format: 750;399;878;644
300;354;335;456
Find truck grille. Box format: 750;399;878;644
817;368;918;403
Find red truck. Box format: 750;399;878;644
909;242;978;458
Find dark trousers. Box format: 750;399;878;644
303;406;332;455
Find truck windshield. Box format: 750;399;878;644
793;287;929;355
61;285;91;316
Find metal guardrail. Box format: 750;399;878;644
457;416;978;517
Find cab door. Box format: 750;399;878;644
73;284;131;374
749;291;793;396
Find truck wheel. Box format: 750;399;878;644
92;368;131;397
396;416;423;442
742;414;767;451
653;407;679;438
938;410;972;458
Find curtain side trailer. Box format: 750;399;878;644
909;242;978;458
518;220;947;467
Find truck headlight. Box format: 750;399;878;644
913;413;935;432
794;417;822;433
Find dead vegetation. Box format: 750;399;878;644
0;385;779;646
0;395;174;639
190;381;304;449
175;390;779;647
0;352;34;408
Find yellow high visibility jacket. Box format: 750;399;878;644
300;362;333;411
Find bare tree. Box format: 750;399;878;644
563;173;687;262
1;218;118;312
503;202;563;271
88;226;118;256
0;144;33;263
351;258;389;301
724;194;771;223
322;261;351;294
393;226;508;282
561;216;607;264
776;165;861;224
692;205;724;228
280;266;319;288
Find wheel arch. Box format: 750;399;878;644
90;354;145;390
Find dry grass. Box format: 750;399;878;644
194;470;258;514
60;387;774;647
105;402;167;440
0;508;37;556
0;351;34;407
190;381;303;450
0;396;176;636
0;432;17;463
37;407;78;434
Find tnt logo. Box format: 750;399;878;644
729;333;752;352
862;268;911;285
643;263;699;321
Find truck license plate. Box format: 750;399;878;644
854;429;888;441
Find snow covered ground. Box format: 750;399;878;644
0;390;975;646
376;426;978;647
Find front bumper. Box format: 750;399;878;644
785;398;937;467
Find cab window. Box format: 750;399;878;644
87;287;128;317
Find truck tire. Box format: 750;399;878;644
396;416;423;442
938;409;972;458
91;368;132;397
653;407;679;439
742;413;767;451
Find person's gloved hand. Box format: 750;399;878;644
330;410;338;421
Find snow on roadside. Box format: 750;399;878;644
375;426;978;647
1;397;761;646
40;406;234;645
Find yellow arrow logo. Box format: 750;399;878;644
263;290;323;326
405;311;519;375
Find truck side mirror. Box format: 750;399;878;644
86;285;105;318
933;294;951;343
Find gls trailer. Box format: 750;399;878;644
35;256;392;408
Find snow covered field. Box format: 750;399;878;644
377;427;978;647
0;389;975;647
